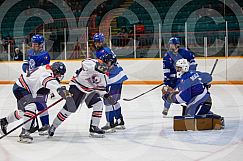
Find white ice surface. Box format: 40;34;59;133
0;84;243;161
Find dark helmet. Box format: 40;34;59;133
168;37;180;45
100;47;117;65
95;59;109;74
93;33;105;42
31;34;44;44
51;62;66;76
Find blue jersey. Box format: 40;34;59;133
22;49;50;73
172;71;210;112
95;47;105;59
107;64;128;85
163;48;196;88
95;48;128;85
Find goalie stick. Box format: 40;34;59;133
123;59;219;102
0;98;64;140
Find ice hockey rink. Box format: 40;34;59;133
0;84;243;161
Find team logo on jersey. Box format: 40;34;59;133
29;59;36;69
87;74;101;86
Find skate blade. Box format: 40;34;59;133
115;125;126;130
47;136;52;139
39;131;48;136
89;133;105;138
163;114;171;118
104;128;116;133
18;138;33;144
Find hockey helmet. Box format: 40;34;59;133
100;47;117;66
31;34;44;44
95;59;109;74
93;33;105;42
51;62;66;81
168;37;180;45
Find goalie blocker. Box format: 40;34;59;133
173;114;224;131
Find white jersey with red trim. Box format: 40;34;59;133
70;59;108;95
15;65;61;97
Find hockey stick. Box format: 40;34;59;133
210;59;218;75
0;98;64;140
123;83;163;101
123;59;219;102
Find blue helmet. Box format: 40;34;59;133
100;47;117;65
93;33;105;42
169;37;180;45
51;62;66;76
31;34;44;44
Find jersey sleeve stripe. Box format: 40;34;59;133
42;76;56;87
71;77;94;92
18;74;31;93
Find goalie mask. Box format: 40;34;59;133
176;59;189;78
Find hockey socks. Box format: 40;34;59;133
113;102;122;120
6;110;24;123
91;101;103;127
53;108;72;128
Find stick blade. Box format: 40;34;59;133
123;98;134;101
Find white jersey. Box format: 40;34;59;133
70;59;108;95
15;65;61;97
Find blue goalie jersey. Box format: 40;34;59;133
171;71;211;115
163;48;197;88
22;49;51;72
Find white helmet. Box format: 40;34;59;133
176;59;189;78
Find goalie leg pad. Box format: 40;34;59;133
173;114;224;131
173;116;195;131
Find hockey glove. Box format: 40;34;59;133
57;86;72;99
103;93;117;105
161;85;175;96
162;91;179;103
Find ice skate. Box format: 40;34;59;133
0;118;8;135
18;128;33;143
101;122;116;133
115;116;125;130
48;125;56;137
89;125;105;138
38;124;50;135
162;108;169;116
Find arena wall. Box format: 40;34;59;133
0;57;242;84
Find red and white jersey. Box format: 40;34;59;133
70;59;108;95
16;65;61;97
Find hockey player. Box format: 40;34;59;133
162;37;197;116
48;58;116;138
22;34;52;134
95;45;128;132
0;62;73;143
162;59;212;116
93;33;105;52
